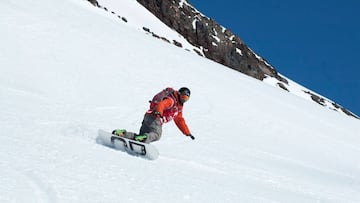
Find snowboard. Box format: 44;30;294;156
96;129;159;160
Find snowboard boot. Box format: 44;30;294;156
135;133;147;142
112;129;126;136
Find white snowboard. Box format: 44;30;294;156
96;129;159;160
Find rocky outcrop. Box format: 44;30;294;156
304;91;359;119
136;0;286;83
87;0;99;7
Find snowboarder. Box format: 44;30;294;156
112;87;195;143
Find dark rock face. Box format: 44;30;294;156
136;0;286;83
87;0;99;7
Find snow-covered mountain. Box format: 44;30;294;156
1;0;360;202
93;0;359;119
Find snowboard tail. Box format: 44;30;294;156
96;129;159;160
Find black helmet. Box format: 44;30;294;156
179;87;191;97
178;87;190;104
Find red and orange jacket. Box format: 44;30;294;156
146;91;191;136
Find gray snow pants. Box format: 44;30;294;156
123;114;162;143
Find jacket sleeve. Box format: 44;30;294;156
155;97;174;115
174;112;191;136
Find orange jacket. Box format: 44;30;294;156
148;91;191;136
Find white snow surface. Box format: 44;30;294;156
97;0;199;54
1;0;360;202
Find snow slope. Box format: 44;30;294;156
1;0;360;202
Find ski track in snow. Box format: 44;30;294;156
21;170;58;203
0;164;57;203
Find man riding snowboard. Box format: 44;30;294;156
112;87;195;143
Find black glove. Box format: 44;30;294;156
188;134;195;140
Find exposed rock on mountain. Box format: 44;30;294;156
135;0;286;83
88;0;99;7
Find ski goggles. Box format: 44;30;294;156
180;94;189;102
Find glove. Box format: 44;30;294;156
188;134;195;140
